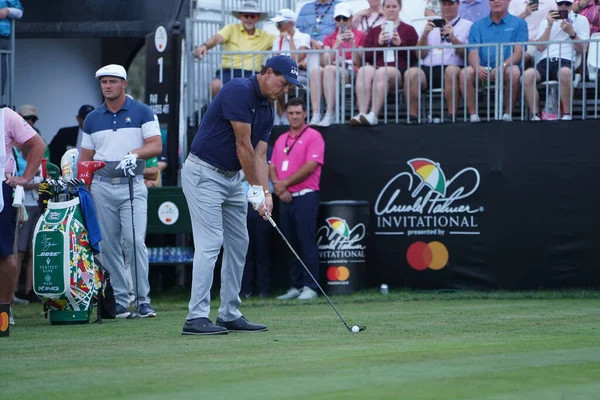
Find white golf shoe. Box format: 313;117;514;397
297;286;318;300
276;287;301;300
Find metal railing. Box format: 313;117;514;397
0;19;15;107
185;35;600;126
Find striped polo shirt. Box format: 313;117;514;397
81;97;160;163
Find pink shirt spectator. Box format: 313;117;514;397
323;27;366;61
509;0;556;40
3;107;36;176
420;16;473;67
271;126;325;193
575;0;600;35
352;11;385;33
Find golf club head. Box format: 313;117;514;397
348;324;367;333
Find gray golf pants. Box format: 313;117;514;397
91;176;151;308
182;155;248;322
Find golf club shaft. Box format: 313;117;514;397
266;214;352;331
128;176;140;317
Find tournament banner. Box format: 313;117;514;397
33;198;101;324
270;120;600;290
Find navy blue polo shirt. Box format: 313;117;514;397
81;97;160;162
468;13;528;68
190;75;273;171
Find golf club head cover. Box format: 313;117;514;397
77;161;107;185
60;149;80;181
37;181;52;212
46;162;61;180
115;152;138;177
247;185;266;211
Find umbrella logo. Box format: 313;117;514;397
325;217;350;239
408;158;446;198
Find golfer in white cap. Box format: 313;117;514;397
80;64;162;319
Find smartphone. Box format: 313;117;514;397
384;21;394;34
432;18;446;28
529;0;539;6
556;9;569;19
341;24;349;33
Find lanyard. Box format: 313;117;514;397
361;12;383;32
284;125;309;155
314;1;334;24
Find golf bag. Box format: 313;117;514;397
32;197;102;325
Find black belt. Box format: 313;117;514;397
187;154;238;178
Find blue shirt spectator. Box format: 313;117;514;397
468;12;528;68
459;0;490;23
190;75;272;171
296;0;340;43
0;0;23;38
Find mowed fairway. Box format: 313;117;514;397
2;291;600;400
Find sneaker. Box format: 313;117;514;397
360;112;378;126
502;113;512;121
279;114;289;126
561;114;572;121
182;317;228;335
276;287;301;300
12;295;29;305
216;315;268;332
9;306;15;326
309;113;321;126
408;115;419;124
318;113;335;127
349;114;363;126
469;114;480;123
541;111;558;121
138;303;157;318
297;286;318;300
115;304;131;319
530;114;541;121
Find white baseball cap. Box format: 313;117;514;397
95;64;127;80
271;8;297;23
334;4;352;18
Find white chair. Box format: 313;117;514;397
587;32;600;82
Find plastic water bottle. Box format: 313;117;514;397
380;283;389;295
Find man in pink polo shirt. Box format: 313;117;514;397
404;0;473;122
270;97;325;301
1;106;46;326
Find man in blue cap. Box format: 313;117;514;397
181;55;302;335
49;104;95;165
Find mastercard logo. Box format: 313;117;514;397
327;266;350;281
406;241;449;270
0;311;9;332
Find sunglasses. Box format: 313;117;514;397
241;13;258;19
335;16;350;22
276;22;289;28
556;1;571;5
24;116;38;122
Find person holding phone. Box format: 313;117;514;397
523;0;590;120
309;3;366;127
351;0;419;126
509;0;557;68
405;0;473;122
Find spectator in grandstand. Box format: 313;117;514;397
194;1;275;98
459;0;491;22
509;0;557;68
351;0;419;126
573;0;600;34
310;3;366;127
404;0;473;122
271;8;311;126
0;1;22;96
49;105;94;166
426;0;443;15
353;0;385;33
460;0;528;122
523;1;590;120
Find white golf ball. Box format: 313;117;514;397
351;325;359;333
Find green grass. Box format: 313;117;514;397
2;290;600;400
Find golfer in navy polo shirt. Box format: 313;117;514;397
182;55;302;335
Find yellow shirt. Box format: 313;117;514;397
218;24;276;71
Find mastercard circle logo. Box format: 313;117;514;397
0;311;9;332
327;266;350;281
406;241;449;270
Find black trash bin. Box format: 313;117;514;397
316;201;369;294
